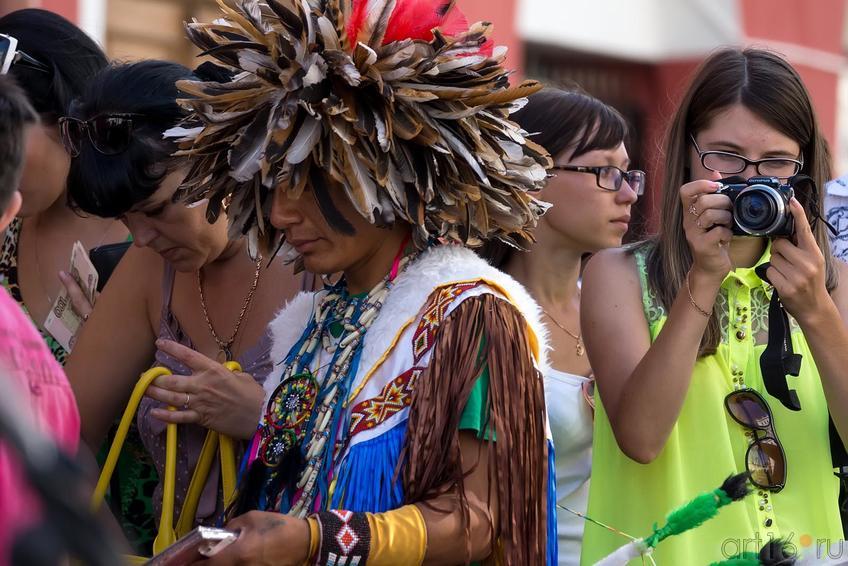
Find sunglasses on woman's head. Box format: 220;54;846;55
0;34;49;75
58;114;140;157
725;388;786;492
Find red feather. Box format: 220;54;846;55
346;0;370;47
382;0;458;43
348;0;492;55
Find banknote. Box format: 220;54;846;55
70;240;98;304
43;241;99;352
43;292;81;351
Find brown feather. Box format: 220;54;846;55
174;0;551;258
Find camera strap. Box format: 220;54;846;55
790;174;839;237
755;263;802;411
755;176;848;473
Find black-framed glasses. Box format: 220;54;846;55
58;114;140;157
551;165;646;195
725;388;787;492
0;34;49;75
690;135;803;179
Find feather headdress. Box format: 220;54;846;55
170;0;552;258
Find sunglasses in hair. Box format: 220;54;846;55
725;388;787;492
0;34;49;75
58;114;140;157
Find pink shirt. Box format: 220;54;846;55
0;287;80;563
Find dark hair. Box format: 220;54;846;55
0;75;37;209
66;60;197;218
0;9;108;123
482;87;629;268
513;87;628;161
644;47;834;356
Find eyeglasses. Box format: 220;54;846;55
690;135;803;179
0;34;49;75
551;165;646;195
58;114;140;157
724;388;786;492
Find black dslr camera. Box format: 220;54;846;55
716;176;794;237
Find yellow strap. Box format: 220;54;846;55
220;433;237;506
92;361;244;556
155;406;178;554
91;367;172;511
219;361;241;509
175;429;219;537
173;360;242;537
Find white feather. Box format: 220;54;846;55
285;116;322;164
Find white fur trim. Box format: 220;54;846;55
264;290;324;398
264;245;551;400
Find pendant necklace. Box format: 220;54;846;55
198;255;263;362
542;308;584;357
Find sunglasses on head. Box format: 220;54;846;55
0;33;49;75
725;388;787;492
58;114;140;157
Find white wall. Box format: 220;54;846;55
517;0;742;62
77;0;105;46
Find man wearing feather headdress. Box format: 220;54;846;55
170;0;557;564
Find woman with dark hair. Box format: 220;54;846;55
483;87;641;564
0;9;128;365
62;60;305;553
581;47;846;564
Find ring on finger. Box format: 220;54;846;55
688;203;699;216
182;392;190;410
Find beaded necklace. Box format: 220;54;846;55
256;243;413;517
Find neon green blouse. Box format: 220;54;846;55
582;245;843;565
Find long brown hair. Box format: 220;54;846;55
643;47;835;355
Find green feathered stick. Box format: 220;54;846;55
644;473;751;547
594;473;752;565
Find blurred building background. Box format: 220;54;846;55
1;0;845;233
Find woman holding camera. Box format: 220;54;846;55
581;47;847;564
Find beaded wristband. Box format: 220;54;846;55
686;270;712;318
313;510;372;565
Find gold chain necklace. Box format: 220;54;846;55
197;256;263;362
542;308;585;357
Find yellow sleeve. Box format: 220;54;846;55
303;517;319;565
366;505;427;566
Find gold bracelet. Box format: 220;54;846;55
686;271;712;318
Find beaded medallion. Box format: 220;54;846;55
259;371;319;466
254;253;413;517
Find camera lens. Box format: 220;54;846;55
735;188;778;234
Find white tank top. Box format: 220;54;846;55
545;368;593;566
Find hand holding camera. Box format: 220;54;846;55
765;197;831;326
716;176;795;237
680;179;734;282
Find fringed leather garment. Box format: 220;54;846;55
251;245;556;564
